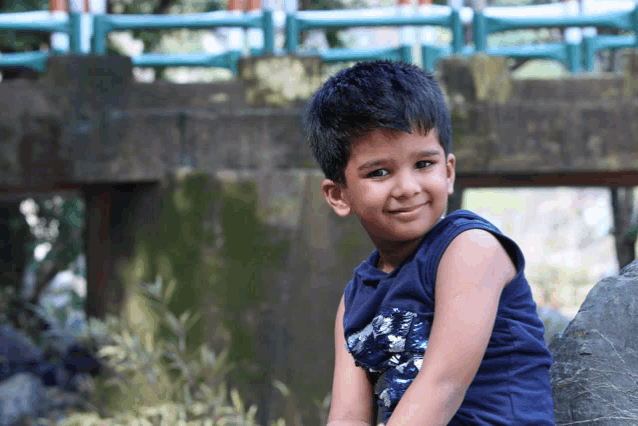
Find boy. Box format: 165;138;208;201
302;60;554;425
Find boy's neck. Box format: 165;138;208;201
374;235;425;274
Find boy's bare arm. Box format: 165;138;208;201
386;229;516;426
327;296;375;426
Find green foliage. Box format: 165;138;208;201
298;0;367;49
106;0;226;72
0;0;49;53
40;276;260;425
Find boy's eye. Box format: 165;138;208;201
416;160;432;169
369;169;389;178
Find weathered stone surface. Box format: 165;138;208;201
438;55;638;175
549;260;638;425
511;76;623;103
126;81;247;113
438;54;511;104
622;49;638;98
238;55;324;108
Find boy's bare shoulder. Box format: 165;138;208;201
438;228;517;288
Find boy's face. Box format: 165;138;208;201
322;128;455;246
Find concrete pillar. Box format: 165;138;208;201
44;55;133;318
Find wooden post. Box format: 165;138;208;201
84;186;112;318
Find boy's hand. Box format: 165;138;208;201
328;296;375;426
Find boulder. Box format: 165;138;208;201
549;260;638;425
537;306;571;345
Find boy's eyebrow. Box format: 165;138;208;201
358;159;389;171
418;150;441;157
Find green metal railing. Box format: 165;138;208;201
582;7;638;71
285;8;463;68
473;7;638;72
0;11;82;72
2;6;638;74
91;10;274;74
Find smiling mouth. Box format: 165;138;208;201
389;204;424;214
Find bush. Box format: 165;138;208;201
36;276;263;426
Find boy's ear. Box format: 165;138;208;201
446;153;456;195
321;179;352;217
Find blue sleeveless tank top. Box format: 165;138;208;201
342;209;554;425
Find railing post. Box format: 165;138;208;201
451;8;463;54
474;11;486;52
582;36;595;71
285;13;299;53
399;44;413;63
69;12;83;54
421;45;438;72
227;50;241;75
566;41;581;73
92;15;107;54
262;9;274;55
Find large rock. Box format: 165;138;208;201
549;260;638;425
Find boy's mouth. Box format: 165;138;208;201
388;204;424;214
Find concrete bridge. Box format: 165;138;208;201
1;53;637;424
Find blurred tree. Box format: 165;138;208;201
0;0;226;79
21;195;84;306
105;0;226;55
0;194;84;344
0;199;32;295
0;0;49;79
298;0;366;49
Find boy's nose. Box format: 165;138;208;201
391;171;421;198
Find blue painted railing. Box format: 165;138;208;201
285;7;464;69
582;8;638;70
0;11;82;72
91;10;274;74
2;5;638;74
473;6;638;72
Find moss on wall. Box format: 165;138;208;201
470;55;512;104
118;171;289;391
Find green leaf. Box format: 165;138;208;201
230;389;244;414
163;279;178;305
272;379;290;397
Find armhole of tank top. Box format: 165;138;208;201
426;221;526;291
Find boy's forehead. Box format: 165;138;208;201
350;127;443;153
